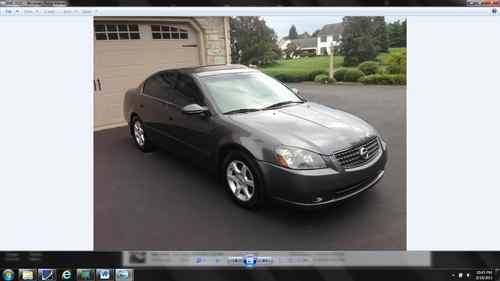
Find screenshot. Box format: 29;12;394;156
0;0;499;280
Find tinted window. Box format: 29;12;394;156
170;74;205;107
143;72;176;101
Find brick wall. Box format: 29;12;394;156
193;17;231;65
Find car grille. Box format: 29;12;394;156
333;136;380;169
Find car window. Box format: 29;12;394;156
199;72;302;113
143;72;176;101
169;74;205;107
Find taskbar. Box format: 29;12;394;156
1;252;500;281
0;268;498;281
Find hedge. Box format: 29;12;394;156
265;69;328;82
358;61;379;75
333;68;349;81
343;69;365;82
359;74;406;85
314;74;330;83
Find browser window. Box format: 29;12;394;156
0;1;499;279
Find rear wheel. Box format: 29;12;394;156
222;151;264;209
130;116;153;152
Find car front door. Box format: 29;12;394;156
167;73;216;162
140;71;177;145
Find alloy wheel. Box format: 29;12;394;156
226;160;255;202
133;120;145;147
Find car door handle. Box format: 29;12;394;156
139;104;144;108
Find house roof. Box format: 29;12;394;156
318;23;344;36
290;38;317;49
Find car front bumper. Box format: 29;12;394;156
257;146;387;207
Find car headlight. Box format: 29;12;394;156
275;146;327;170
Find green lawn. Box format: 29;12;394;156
259;48;406;82
260;55;345;77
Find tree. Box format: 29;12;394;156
387;20;406;48
288;25;298;39
311;29;320;37
230;17;278;65
339;17;378;66
372;17;388;53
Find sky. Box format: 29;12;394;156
262;16;406;39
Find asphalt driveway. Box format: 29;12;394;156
94;84;406;250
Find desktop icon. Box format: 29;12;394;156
115;269;133;281
60;270;73;281
19;269;35;281
76;269;94;281
2;269;15;281
96;269;113;281
38;269;56;281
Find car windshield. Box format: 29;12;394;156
199;72;303;114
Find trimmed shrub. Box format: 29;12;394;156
307;70;327;80
271;72;304;83
266;69;328;82
314;74;330;83
333;68;349;81
343;69;365;82
385;50;407;74
358;61;380;75
359;74;406;85
386;64;402;74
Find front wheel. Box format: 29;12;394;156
222;151;265;209
130;116;154;152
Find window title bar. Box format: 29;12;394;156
0;7;498;16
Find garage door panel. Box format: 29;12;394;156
95;47;200;69
94;20;201;128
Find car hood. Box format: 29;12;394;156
228;102;378;154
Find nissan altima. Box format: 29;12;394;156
123;64;387;209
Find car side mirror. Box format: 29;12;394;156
182;104;210;116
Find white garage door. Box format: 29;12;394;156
94;21;201;128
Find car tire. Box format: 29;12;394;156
222;150;265;209
130;116;154;152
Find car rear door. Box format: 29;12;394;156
140;71;177;145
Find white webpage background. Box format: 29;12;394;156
0;13;499;250
407;16;500;250
0;16;93;250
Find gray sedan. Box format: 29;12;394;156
123;64;387;209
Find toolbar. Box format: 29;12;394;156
121;251;431;267
0;7;499;16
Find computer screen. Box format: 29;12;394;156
0;0;499;280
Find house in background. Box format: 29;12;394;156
279;22;344;58
316;23;344;55
278;37;317;57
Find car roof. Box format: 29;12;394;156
143;64;257;83
176;64;249;74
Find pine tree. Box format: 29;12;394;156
288;25;298;39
